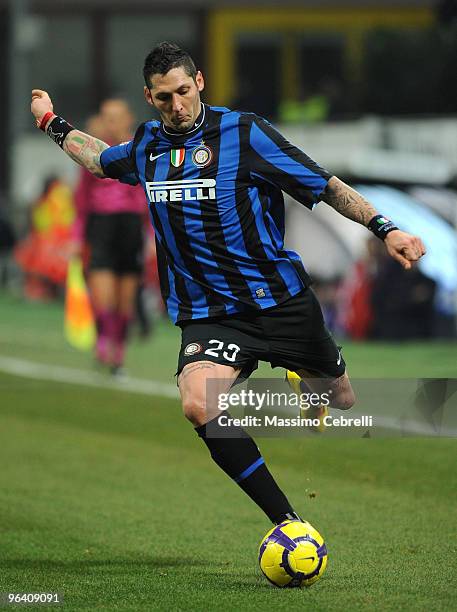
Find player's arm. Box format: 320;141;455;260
31;89;107;178
64;130;107;178
321;176;426;270
248;116;426;270
321;176;377;225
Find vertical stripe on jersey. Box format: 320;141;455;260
155;239;170;305
157;129;224;321
256;189;304;292
249;174;307;290
178;135;233;318
192;111;254;313
135;126;184;321
154;137;204;320
235;118;291;304
247;186;279;260
136;128;178;318
166;265;181;321
217;113;276;308
257;189;284;250
137;126;189;321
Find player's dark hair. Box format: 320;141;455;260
143;42;197;87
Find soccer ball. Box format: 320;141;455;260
258;520;328;588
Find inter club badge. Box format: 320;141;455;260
192;144;213;168
184;342;202;356
170;148;185;167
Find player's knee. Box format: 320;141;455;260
331;389;356;410
182;396;207;427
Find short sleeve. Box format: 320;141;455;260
100;140;138;186
248;116;332;209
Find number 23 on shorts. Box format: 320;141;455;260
204;339;240;362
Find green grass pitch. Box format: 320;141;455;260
0;294;456;610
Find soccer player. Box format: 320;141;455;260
31;42;425;525
71;100;146;374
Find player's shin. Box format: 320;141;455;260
195;414;301;524
112;313;131;368
94;308;115;364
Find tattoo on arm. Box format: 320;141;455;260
322;176;378;226
63;130;109;178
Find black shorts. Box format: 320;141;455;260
86;213;144;274
177;288;345;381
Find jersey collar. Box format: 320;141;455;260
161;103;206;138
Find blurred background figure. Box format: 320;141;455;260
14;175;75;301
337;238;437;341
0;203;16;290
370;247;437;341
335;240;377;341
71;99;148;374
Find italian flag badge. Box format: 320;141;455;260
170;148;186;167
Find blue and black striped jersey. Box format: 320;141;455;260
100;104;331;324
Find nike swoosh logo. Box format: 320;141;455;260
336;350;342;366
298;556;315;561
149;152;166;162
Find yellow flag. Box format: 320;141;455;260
64;257;96;350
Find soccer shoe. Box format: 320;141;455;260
302;404;328;434
285;369;303;395
285;370;328;434
274;511;304;525
110;364;127;379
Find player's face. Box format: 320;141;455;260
144;67;204;132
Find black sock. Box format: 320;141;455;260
196;414;300;524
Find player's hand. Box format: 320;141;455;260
31;89;54;128
384;230;426;270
